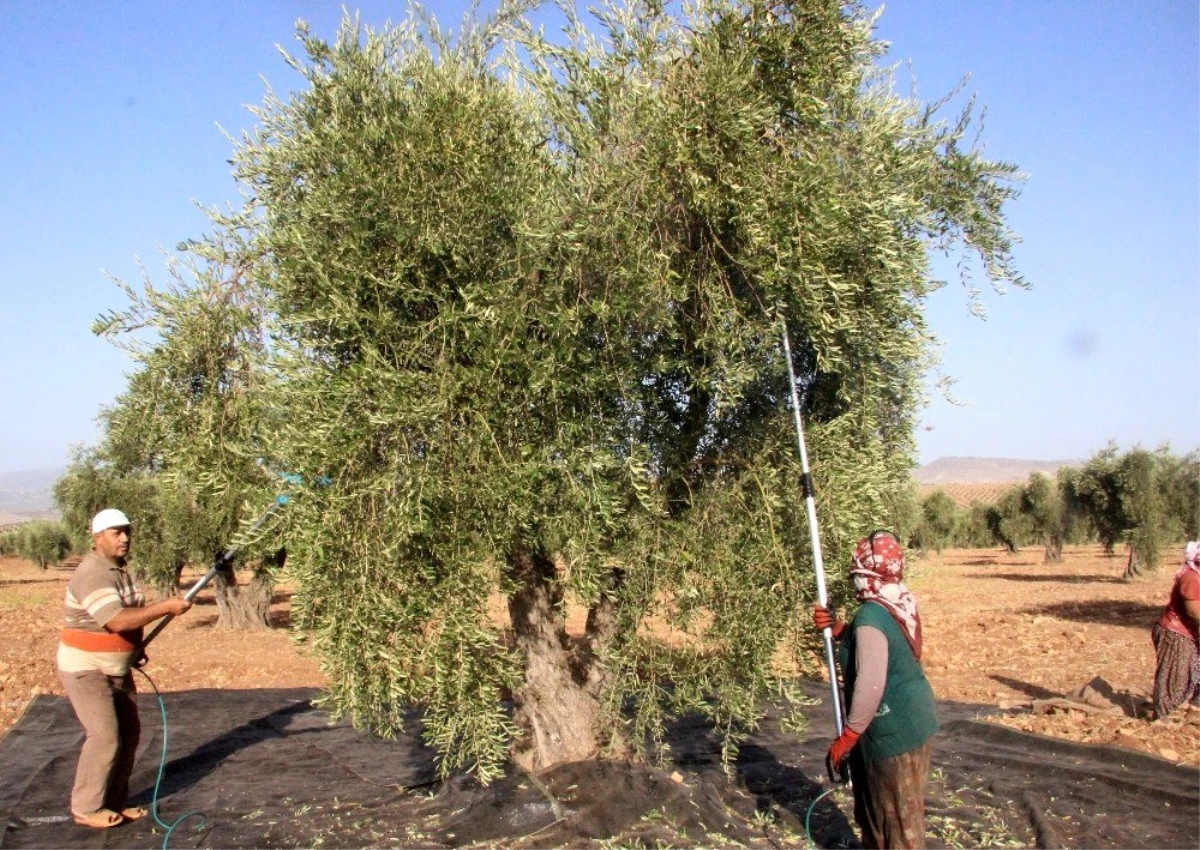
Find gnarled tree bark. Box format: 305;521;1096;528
505;547;624;771
209;548;284;630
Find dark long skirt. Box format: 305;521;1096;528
1152;624;1200;718
849;740;932;850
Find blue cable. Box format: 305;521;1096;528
804;784;840;848
140;661;833;848
135;668;206;850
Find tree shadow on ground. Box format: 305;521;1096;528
953;555;1041;568
0;577;61;588
734;741;858;848
134;698;316;805
977;572;1124;585
988;674;1152;719
179;612;220;629
1018;599;1162;628
662;704;859;848
988;675;1060;701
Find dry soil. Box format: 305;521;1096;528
0;544;1195;767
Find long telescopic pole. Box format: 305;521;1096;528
140;497;286;652
780;316;846;737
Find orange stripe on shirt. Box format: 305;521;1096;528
59;628;140;653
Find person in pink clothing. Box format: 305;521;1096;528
1151;541;1200;719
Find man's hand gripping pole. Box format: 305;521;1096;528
135;493;289;662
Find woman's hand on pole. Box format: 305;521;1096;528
827;728;860;773
812;604;846;639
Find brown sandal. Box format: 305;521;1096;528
120;806;148;822
72;809;123;829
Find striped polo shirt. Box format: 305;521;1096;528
56;552;145;676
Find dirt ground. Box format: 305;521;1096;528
1;543;1196;769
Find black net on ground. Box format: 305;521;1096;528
1;683;1195;849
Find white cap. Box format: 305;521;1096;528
91;508;132;534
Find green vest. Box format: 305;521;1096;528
837;601;938;761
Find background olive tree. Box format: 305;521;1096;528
69;231;285;624
1154;448;1199;548
0;521;72;569
1020;472;1065;563
1072;444;1126;557
1068;443;1195;579
1114;449;1162;578
914;489;959;554
53;446;186;595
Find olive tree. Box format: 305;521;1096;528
953;501;991;548
53;447;185;594
185;0;1029;778
54;447;131;555
1072;444;1195;579
92;232;283;626
1117;449;1164;579
915;489;960;554
3;521;73;569
1055;465;1091;546
1021;472;1065;563
984;486;1031;554
1156;448;1199;544
1073;444;1125;556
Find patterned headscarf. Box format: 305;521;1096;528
850;531;923;661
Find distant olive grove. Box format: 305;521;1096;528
0;521;72;569
15;442;1193;584
906;443;1199;579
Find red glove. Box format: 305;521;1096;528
827;728;861;772
812;605;846;639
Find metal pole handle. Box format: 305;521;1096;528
780;316;846;738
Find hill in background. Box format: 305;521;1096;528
914;457;1083;508
915;456;1080;485
0;468;62;520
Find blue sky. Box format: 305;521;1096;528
1;1;1196;474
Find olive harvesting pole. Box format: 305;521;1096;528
779;316;847;739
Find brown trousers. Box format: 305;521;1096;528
58;669;140;815
849;740;933;850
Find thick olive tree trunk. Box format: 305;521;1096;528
210;549;284;630
505;547;623;771
1122;547;1144;581
154;561;185;600
211;564;273;629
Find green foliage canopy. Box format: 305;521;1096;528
218;0;1026;778
82;0;1025;778
83;234;281;591
914;489;959;553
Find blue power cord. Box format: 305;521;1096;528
804;784;841;848
134;668;206;850
138;665;838;848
